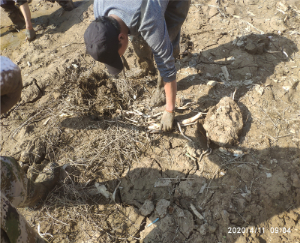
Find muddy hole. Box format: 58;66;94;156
77;71;127;117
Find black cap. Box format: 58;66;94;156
84;18;123;75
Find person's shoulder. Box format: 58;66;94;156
0;56;19;73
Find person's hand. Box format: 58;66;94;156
160;110;175;132
25;28;36;41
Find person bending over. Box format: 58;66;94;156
84;0;191;131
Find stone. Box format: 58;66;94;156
270;17;287;32
208;224;217;233
199;223;208;235
139;200;155;216
21;83;42;103
155;199;170;218
177;209;194;238
203;97;243;147
221;210;230;225
225;7;235;16
291;173;300;188
107;206;144;238
207;80;218;86
244;0;259;4
19;138;46;164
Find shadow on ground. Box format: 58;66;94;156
32;0;91;36
52;33;300;242
51;145;300;242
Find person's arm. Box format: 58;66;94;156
19;3;33;30
139;0;176;82
139;1;177;131
159;79;176;131
164;79;177;112
19;2;36;41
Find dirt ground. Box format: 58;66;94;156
1;0;300;242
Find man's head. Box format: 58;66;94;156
84;16;128;75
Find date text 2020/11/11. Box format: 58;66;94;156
228;227;265;234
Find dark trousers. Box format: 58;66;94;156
0;0;26;28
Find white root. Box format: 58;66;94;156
147;113;205;132
176;102;196;110
148;123;160;130
111;181;121;203
123;110;163;119
180;122;197;127
190;204;204;220
148;123;161;133
147;112;163;118
181;112;204;125
95;183;112;199
177;122;193;142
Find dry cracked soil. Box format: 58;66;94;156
1;0;300;242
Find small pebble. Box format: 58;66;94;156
207;80;218;86
266;173;272;178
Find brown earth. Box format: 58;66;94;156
1;0;300;242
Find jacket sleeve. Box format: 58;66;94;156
16;0;28;6
139;0;176;82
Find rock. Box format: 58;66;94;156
177;209;194;238
19;162;29;173
208;224;217;233
221;210;230;225
276;1;289;11
291;173;300;188
233;149;244;157
199;223;208;236
155;199;170;218
175;205;185;218
245;215;252;224
255;85;264;95
244;0;259;4
35;162;60;188
219;147;230;155
207;80;218;86
154;179;172;188
203;97;243;147
266;173;272;178
23;77;34;87
107;206;144;239
19;138;46;164
244;79;253;86
225;7;235;16
177;176;207;198
139;200;155;216
263;170;291;200
234;39;245;47
230;214;241;225
235;164;253;182
244;35;270;55
270;17;287;32
233;197;246;213
27;163;45;182
52;92;61;100
94;183;111;199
